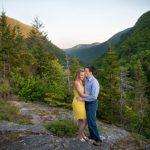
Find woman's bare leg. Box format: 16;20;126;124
82;119;87;138
78;119;86;139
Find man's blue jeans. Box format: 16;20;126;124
85;100;101;142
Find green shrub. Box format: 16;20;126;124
46;119;78;137
0;79;11;96
16;118;32;125
11;70;48;101
124;105;139;130
19;77;47;102
46;85;66;100
131;132;143;146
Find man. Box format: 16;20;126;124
78;66;102;146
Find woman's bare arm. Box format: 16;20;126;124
74;81;89;97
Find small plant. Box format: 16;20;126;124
0;79;11;97
16;118;32;125
131;132;143;146
46;119;78;137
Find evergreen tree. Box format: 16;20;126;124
118;67;133;126
99;45;120;123
69;57;81;77
0;11;12;79
26;17;67;100
0;11;34;97
26;17;56;77
0;11;34;78
134;60;148;133
44;59;66;100
65;54;71;93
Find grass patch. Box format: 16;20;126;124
0;100;32;125
46;119;78;137
131;132;143;146
33;109;49;116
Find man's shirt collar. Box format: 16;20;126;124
86;75;93;81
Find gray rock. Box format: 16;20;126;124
145;144;150;150
0;135;110;150
0;121;48;134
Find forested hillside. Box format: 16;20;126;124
6;16;67;64
95;11;150;139
0;11;80;106
7;17;32;37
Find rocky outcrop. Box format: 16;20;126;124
0;100;148;150
0;121;48;134
0;134;111;150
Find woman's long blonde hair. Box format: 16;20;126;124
74;68;84;80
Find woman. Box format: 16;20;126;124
72;69;89;142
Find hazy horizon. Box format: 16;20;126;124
1;0;150;49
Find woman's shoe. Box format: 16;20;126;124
79;138;86;142
83;136;94;144
87;139;95;144
83;136;89;141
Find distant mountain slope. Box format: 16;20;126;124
96;11;150;99
115;11;150;83
7;17;32;37
116;11;150;56
65;42;101;64
107;28;131;44
7;17;66;64
65;28;131;64
95;11;150;68
69;42;100;50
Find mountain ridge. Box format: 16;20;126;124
65;28;131;64
7;17;32;37
6;16;67;64
66;42;100;50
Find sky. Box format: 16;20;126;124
0;0;150;49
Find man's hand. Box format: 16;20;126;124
77;97;83;101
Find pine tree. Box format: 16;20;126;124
65;54;71;93
0;11;12;79
44;59;66;99
99;45;120;123
134;60;148;133
0;11;34;97
118;67;133;126
26;17;56;77
69;57;81;77
0;11;34;78
26;17;67;99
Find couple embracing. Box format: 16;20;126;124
72;66;102;146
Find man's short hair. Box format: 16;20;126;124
86;66;95;74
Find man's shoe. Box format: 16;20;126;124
93;141;102;146
100;135;106;141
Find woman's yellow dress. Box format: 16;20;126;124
72;85;86;120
